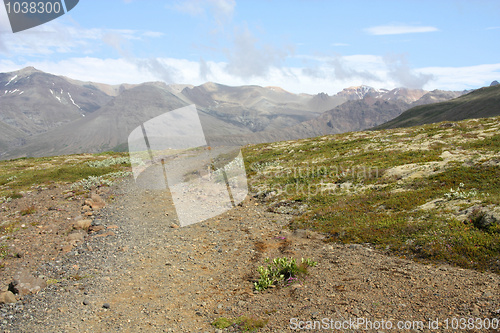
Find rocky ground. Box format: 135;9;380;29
0;178;499;332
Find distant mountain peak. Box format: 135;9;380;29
491;80;499;86
314;92;330;99
336;85;383;100
265;86;292;94
16;66;44;76
343;85;375;91
201;81;223;91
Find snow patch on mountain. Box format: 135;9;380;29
67;92;81;109
5;75;17;86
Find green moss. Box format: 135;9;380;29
212;316;268;332
212;317;233;329
462;133;500;152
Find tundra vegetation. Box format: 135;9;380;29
244;116;500;273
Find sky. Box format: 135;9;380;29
0;0;499;94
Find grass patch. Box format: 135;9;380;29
462;133;500;152
67;274;92;281
46;278;60;285
0;245;9;260
20;205;36;216
212;316;268;332
0;152;132;197
0;221;20;235
254;257;317;291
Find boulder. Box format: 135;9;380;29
67;230;85;242
90;193;105;209
476;210;500;229
8;270;47;296
466;206;500;230
0;291;17;303
73;219;92;230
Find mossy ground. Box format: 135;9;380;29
212;315;268;332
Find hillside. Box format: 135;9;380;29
0;115;498;331
256;89;466;142
0;67;112;135
375;85;500;130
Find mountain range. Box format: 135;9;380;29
0;66;490;160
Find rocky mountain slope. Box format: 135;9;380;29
250;89;466;143
375;85;500;130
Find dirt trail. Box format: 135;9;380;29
1;179;499;332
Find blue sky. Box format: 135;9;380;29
0;0;499;94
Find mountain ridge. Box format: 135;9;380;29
374;85;500;130
0;67;468;160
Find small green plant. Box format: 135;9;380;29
0;245;9;259
443;182;487;200
212;317;233;329
254;257;317;291
71;171;132;191
46;278;60;285
301;257;318;267
20;205;36;216
212;316;268;332
9;192;23;200
6;175;17;182
0;196;12;204
68;274;92;281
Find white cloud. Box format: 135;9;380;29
365;24;439;35
136;58;178;83
225;26;292;79
419;63;500;90
0;57;156;84
0;16;162;57
172;0;205;16
172;0;235;29
199;57;211;80
142;31;164;38
0;4;12;33
102;32;132;58
383;54;433;89
330;56;381;82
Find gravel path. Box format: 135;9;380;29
1;179;499;332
